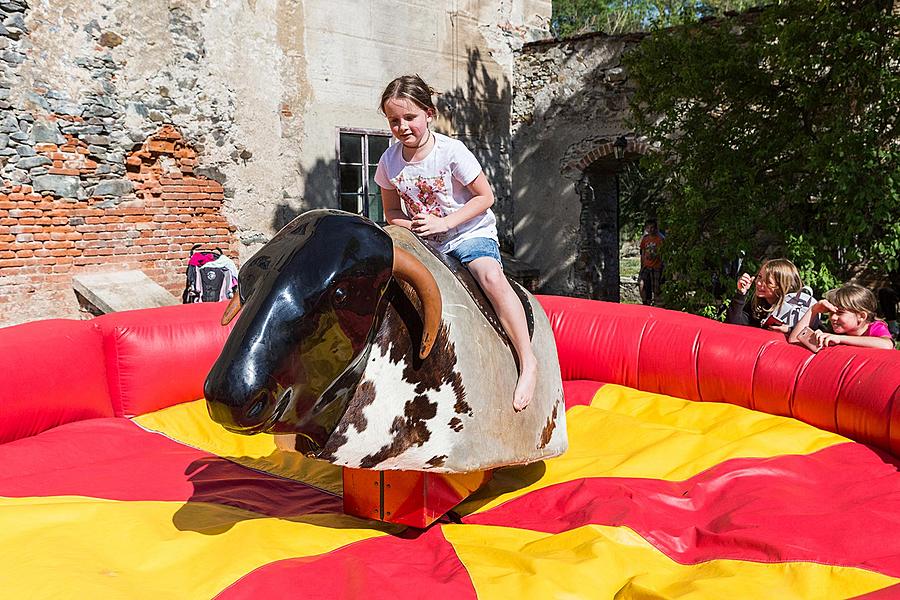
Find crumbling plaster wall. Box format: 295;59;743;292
17;0;300;243
0;0;548;326
0;0;304;326
511;33;643;295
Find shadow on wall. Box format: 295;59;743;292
436;48;514;252
271;157;338;232
505;35;645;298
434;42;639;299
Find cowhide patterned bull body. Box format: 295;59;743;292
204;209;567;473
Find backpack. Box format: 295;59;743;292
182;245;238;303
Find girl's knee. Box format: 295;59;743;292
473;262;505;292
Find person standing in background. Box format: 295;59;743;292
639;219;664;306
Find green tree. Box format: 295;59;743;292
551;0;764;37
624;0;900;312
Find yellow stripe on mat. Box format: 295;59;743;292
0;495;392;600
135;399;343;495
459;384;846;515
444;523;897;600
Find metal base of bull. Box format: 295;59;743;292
342;467;492;528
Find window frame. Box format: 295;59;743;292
335;127;392;223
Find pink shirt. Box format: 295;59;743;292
866;321;891;338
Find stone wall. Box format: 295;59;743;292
0;124;230;318
510;32;646;296
0;1;242;325
0;0;549;327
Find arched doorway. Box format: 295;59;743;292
573;137;649;302
574;164;620;301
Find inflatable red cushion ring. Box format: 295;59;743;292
1;297;899;598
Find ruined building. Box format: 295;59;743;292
0;0;639;326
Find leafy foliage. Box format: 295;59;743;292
551;0;763;38
624;0;900;312
618;162;666;238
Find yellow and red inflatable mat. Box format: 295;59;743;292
3;381;900;598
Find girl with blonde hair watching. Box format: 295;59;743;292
789;284;894;350
726;258;816;333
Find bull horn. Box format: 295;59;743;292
220;292;242;326
392;246;442;359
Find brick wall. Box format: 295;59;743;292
0;1;243;326
0;124;235;324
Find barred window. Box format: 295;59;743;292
337;129;391;223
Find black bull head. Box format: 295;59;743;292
204;210;441;452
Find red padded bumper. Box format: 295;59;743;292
0;319;111;444
0;301;234;443
94;302;234;417
537;295;900;456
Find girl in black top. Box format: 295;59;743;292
726;258;816;333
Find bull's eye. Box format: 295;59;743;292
333;286;348;306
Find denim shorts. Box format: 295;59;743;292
447;237;502;266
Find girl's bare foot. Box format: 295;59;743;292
513;354;538;411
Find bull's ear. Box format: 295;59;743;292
392;246;442;359
221;291;243;326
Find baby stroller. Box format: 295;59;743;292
182;244;238;303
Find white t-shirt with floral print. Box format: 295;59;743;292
374;131;498;254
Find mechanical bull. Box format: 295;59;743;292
204;209;567;474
